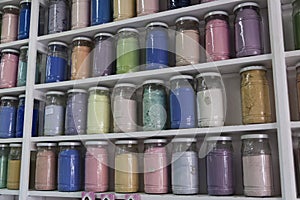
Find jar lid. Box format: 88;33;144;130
146;22;169;29
36;143;57;147
88;86;110;92
20;0;32;4
206;136;232;142
9;143;22;147
175;16;200;24
195;72;221;78
20;46;29;50
85;141;108;146
1;49;20;54
142;79;165;85
233;2;260;13
1;96;18;101
3;5;20;10
117;28;139;34
46;91;65;96
18;94;26;98
169;75;193;81
239;66;267;73
72;36;92;42
144;139;167;144
0;144;8;148
48;41;68;47
172;138;197;143
241;134;269;140
115;140;138;145
59;142;81;146
114;83;136;89
67;89;87;94
204;11;229;19
94;32;114;38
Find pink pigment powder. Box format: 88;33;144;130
71;0;90;29
1;13;18;43
137;0;159;16
0;53;19;88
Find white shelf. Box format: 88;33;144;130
291;121;300;129
0;138;22;144
0;189;19;196
0;86;26;96
0;39;29;51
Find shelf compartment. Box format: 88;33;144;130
285;50;300;67
0;39;29;51
0;189;19;196
291;121;300;129
0;86;26;96
0;138;22;144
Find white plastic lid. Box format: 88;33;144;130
204;11;229;19
240;66;267;73
67;89;87;94
88;86;110;92
241;134;269;140
59;142;81;146
115;140;138;145
36;143;57;147
1;96;18;101
176;16;200;24
72;36;92;42
206;136;232;142
2;49;20;54
144;139;167;144
233;2;260;13
20;0;31;4
46;91;65;96
143;79;165;85
20;46;28;50
0;144;8;148
9;143;22;147
146;22;169;29
94;32;114;38
172;138;197;143
114;83;136;89
3;5;19;10
85;141;108;146
118;28;139;34
18;94;26;98
195;72;221;78
170;75;193;81
48;41;68;47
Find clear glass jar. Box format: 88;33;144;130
58;142;82;192
112;83;137;133
35;143;57;191
144;139;168;194
0;11;3;40
0;96;18;138
45;41;68;83
71;37;92;80
29;150;36;190
294;0;300;50
171;138;198;194
87;87;110;134
196;72;225;127
115;140;139;193
234;2;262;57
91;0;112;25
116;28;140;74
71;0;89;30
175;16;200;66
142;79;167;131
44;91;65;136
16;94;25;138
0;144;9;188
113;0;136;21
137;0;159;16
0;49;20;88
204;11;230;61
170;75;196;129
17;46;28;86
18;0;31;40
48;0;69;34
7;143;22;190
240;66;272;124
241;134;274;197
85;141;108;192
293;132;300;193
206;136;234;195
1;5;19;43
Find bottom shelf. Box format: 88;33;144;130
0;189;19;196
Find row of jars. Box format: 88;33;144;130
22;134;274;197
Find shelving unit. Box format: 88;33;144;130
0;0;297;199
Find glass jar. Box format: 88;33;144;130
196;72;225;127
170;75;196;129
45;41;68;83
137;0;159;16
1;5;19;43
0;144;9;188
87;87;110;134
205;11;230;61
58;142;82;192
71;37;92;80
144;139;168;194
85;141;108;192
0;11;3;40
171;138;198;194
7;143;22;190
29;150;36;190
115;140;139;193
240;66;272;124
18;0;31;40
234;2;262;57
71;0;89;30
146;22;169;70
16;94;25;138
48;0;69;34
112;83;137;133
168;0;191;9
175;16;200;66
92;33;115;77
206;136;234;195
44;91;65;136
241;134;274;197
91;0;112;25
116;28;140;74
113;0;136;21
35;143;57;191
65;89;88;135
293;132;300;193
17;46;28;86
0;49;20;88
294;0;300;49
142;79;167;131
0;96;18;138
